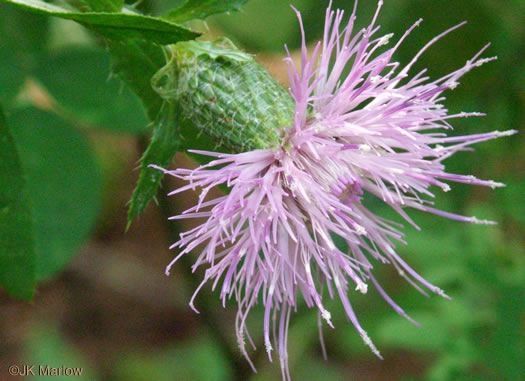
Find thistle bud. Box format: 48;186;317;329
152;38;294;152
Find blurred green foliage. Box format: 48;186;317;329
26;326;100;380
35;47;149;134
114;335;234;381
0;3;48;104
0;107;36;299
9;108;101;280
0;0;523;380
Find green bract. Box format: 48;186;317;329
154;39;295;152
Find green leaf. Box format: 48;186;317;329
107;39;166;121
35;47;148;134
163;0;248;23
9;108;101;280
126;94;230;226
127;102;180;228
77;0;123;13
0;107;36;300
0;0;199;44
0;3;48;103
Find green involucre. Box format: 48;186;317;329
153;39;295;152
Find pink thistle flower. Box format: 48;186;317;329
153;1;516;379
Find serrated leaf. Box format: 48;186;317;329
0;106;36;300
163;0;248;24
35;47;148;134
107;39;166;121
127;102;180;228
127;98;229;227
9;108;101;280
1;0;199;44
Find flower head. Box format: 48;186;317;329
153;1;516;379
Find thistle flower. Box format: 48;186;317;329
153;1;516;379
